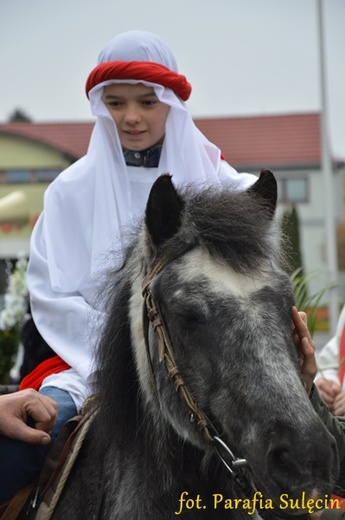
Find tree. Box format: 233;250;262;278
280;205;312;324
280;205;303;276
8;108;32;123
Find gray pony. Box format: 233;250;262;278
50;170;338;519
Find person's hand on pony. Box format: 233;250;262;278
292;306;317;395
0;389;57;444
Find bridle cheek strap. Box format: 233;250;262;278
142;285;214;443
141;258;255;497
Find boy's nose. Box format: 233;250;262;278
124;109;141;125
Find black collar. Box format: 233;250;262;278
123;144;162;168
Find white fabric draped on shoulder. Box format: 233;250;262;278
27;30;258;409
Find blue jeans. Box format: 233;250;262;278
0;386;77;504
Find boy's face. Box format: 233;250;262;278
103;83;170;151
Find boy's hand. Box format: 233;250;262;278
292;306;317;395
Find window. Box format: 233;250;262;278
277;177;308;203
6;170;31;183
3;169;60;184
36;169;60;182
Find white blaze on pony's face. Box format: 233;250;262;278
175;248;269;296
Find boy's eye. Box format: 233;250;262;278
142;99;157;106
103;99;121;108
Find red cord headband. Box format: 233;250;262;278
86;60;192;101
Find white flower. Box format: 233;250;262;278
0;251;28;331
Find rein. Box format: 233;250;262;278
141;256;251;492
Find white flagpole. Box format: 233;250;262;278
317;0;339;334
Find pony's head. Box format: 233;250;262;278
128;170;338;511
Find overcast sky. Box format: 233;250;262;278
1;0;344;158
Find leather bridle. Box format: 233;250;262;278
141;256;251;492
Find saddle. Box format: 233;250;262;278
0;401;97;520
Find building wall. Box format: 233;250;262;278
0;183;48;257
0;134;71;169
0;133;72;259
275;166;345;304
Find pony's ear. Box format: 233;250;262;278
145;174;185;248
247;169;277;218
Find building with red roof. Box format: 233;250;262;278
0;112;335;171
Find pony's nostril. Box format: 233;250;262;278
266;442;297;480
265;428;339;488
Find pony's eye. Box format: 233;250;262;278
173;307;208;329
159;290;209;330
186;310;207;325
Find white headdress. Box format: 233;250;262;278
43;30;226;291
